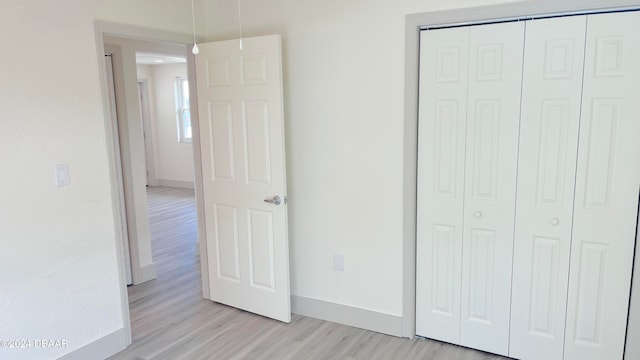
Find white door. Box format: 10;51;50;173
564;11;640;360
416;25;469;344
459;21;524;356
509;16;586;360
416;22;524;354
195;35;291;322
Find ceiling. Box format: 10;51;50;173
136;52;186;65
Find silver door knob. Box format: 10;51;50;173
551;218;559;226
264;195;282;205
474;211;482;218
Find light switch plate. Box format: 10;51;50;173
55;163;70;187
333;254;344;272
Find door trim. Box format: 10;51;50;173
137;79;157;187
94;21;208;347
104;42;157;286
95;33;132;344
104;51;133;286
405;0;640;343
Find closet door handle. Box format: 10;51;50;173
474;211;482;219
551;218;559;226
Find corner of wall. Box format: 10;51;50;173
58;328;128;360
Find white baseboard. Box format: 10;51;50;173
291;295;405;337
58;328;128;360
157;179;195;189
139;263;157;283
131;262;156;285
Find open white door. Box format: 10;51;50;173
194;35;290;322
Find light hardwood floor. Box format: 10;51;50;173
109;186;509;360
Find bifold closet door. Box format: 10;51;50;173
416;21;524;355
459;21;524;356
416;26;469;345
564;11;640;360
509;16;586;360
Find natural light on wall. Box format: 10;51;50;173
175;77;192;143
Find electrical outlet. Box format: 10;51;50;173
333;254;344;272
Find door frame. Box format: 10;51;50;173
104;46;134;286
137;79;157;187
404;0;640;353
94;21;209;346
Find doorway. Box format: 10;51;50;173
103;35;196;284
134;52;195;190
97;25;209;346
132;49;198;289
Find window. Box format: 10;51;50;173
175;77;192;143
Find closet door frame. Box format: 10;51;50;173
404;2;640;358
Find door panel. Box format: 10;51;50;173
467;228;496;323
459;21;524;356
244;101;272;184
214;204;240;281
195;35;291;323
209;102;235;180
416;26;469;344
248;209;275;290
509;16;586;360
565;12;640;360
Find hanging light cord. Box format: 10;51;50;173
238;0;243;50
191;0;199;54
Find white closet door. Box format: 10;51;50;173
416;26;469;344
459;21;524;356
564;11;640;360
509;16;586;360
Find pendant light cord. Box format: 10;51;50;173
191;0;199;54
238;0;243;50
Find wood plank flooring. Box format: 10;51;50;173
109;186;509;360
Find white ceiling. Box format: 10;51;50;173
136;52;186;65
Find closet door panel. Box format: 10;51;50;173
509;16;586;360
565;11;640;360
459;21;524;356
416;27;469;344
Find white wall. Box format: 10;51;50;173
94;0;206;37
0;1;198;358
141;63;195;186
203;0;515;318
0;1;125;358
137;64;154;84
135;64;159;186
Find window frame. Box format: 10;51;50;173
175;76;192;144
